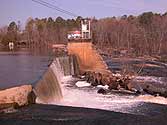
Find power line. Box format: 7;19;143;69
32;0;78;17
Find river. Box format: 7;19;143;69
1;53;167;117
0;52;51;89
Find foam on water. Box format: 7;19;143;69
55;75;167;114
53;78;139;114
61;76;74;83
36;56;167;114
97;85;109;89
75;81;91;87
135;95;167;105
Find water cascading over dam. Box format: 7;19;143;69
35;41;112;104
35;55;79;104
33;42;167;115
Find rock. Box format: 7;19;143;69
27;90;36;104
126;80;167;97
115;75;131;90
101;74;111;86
108;76;119;90
108;83;119;90
117;79;124;87
84;71;92;82
142;85;167;98
97;88;107;94
0;85;36;108
85;71;114;87
160;91;167;98
90;72;99;86
126;80;143;92
84;71;94;84
0;102;19;114
95;72;103;85
143;85;154;95
0;102;19;110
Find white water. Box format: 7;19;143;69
75;81;91;87
37;57;167;114
55;76;139;113
54;75;167;114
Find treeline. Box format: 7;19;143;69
0;22;19;47
25;16;81;53
92;12;167;57
0;12;167;57
0;16;82;53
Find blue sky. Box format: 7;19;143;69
0;0;167;27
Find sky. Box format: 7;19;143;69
0;0;167;28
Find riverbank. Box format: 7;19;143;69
0;51;30;55
0;85;36;114
0;103;167;125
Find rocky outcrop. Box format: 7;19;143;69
97;88;107;94
125;79;167;97
0;102;19;114
0;85;36;112
83;71;122;90
84;70;167;97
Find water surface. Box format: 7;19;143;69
0;52;51;89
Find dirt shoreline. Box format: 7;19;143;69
0;103;167;125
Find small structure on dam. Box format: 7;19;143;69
81;18;91;39
67;18;91;42
35;18;112;104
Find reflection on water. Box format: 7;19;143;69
0;52;51;89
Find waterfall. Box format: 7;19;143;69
35;55;79;104
35;67;63;104
52;55;79;77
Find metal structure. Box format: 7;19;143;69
67;18;91;41
81;18;91;39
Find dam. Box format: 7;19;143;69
67;41;110;74
33;41;167;114
0;42;167;123
35;55;79;104
1;42;167;124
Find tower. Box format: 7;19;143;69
81;18;91;39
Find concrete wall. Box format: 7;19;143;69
67;42;110;74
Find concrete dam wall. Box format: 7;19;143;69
67;42;110;74
35;42;111;104
35;56;79;104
